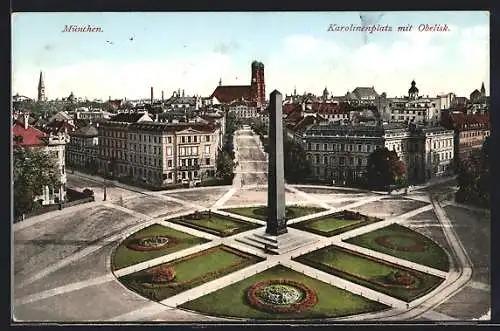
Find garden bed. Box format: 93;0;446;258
168;211;261;237
294;245;444;302
118;245;264;301
290;210;382;237
180;264;388;320
112;224;209;270
344;223;450;272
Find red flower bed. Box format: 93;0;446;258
126;236;177;251
246;279;318;313
149;266;176;284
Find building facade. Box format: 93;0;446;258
299;121;454;185
66;124;99;172
98;113;220;188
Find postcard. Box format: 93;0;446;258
11;11;490;323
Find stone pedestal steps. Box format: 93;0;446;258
236;231;319;255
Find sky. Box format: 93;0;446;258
12;11;490;100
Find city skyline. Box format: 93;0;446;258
12;11;489;100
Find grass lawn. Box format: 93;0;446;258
294;245;444;302
112;224;209;270
181;264;388;320
169;212;261;237
291;211;382;237
223;205;326;221
345;223;450;272
119;245;264;301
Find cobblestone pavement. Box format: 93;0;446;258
12;128;490;323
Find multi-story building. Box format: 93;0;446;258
98;113;221;188
98;112;153;177
66;124;99;171
298;121;454;185
13;113;68;204
228;100;258;119
380;81;441;124
441;111;490;164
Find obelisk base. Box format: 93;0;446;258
266;218;288;236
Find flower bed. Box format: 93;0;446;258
149;266;176;284
126;235;176;251
385;270;418;287
375;234;427;252
246;279;318;313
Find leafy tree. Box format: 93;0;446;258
13;148;61;217
366;148;406;189
216;150;234;180
283;136;312;183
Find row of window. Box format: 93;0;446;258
307;154;365;167
432;139;453;149
103;132;212;144
307;142;379;153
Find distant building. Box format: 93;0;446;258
37;71;46;102
210;61;266;108
13;113;68;205
441;111;490;165
228;99;258;119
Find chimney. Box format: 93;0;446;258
151;87;154;104
23;113;29;129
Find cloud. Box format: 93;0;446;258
213;40;240;55
12;52;234;99
266;24;489;97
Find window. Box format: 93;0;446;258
315;155;320;164
358;145;362;152
205;145;210;154
168;160;172;167
339;157;345;165
323;144;327;151
192;146;198;155
358;158;362;166
182;159;186;166
188;159;192;166
349;157;354;165
367;145;371;152
316;144;319;151
167;147;172;156
154;136;157;143
324;156;328;164
168;137;172;144
181;136;186;143
307;143;311;150
206;158;210;165
206;136;210;142
188;136;192;143
194;136;198;143
194;158;198;166
179;147;185;156
341;144;345;152
168;172;172;179
194;171;198;178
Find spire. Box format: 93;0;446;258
219;78;222;86
481;82;486;95
37;71;46;101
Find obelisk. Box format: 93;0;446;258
266;90;287;235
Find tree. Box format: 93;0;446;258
366;148;406;189
13;148;61;217
283;136;312;183
216;150;235;180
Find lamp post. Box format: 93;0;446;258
103;180;107;201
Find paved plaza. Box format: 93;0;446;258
12;128;490;322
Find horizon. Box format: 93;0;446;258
12;11;490;100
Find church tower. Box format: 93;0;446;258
250;61;266;108
37;71;46;101
408;80;419;100
480;82;486;96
